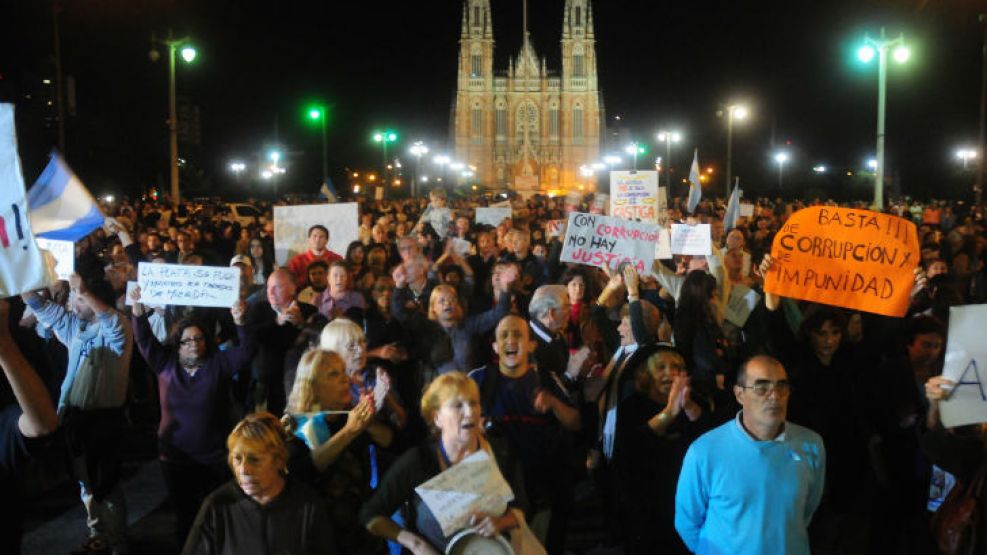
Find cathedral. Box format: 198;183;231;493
451;0;603;193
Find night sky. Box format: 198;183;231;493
2;0;984;201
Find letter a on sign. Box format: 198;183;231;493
0;104;56;296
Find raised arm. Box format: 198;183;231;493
0;300;56;437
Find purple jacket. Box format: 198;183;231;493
132;314;253;465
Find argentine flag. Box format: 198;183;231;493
723;179;742;231
27;152;104;241
686;148;702;214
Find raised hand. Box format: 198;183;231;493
230;299;246;326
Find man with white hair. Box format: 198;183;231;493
528;284;573;388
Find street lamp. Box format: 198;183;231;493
857;28;910;209
307;106;329;192
656;130;683;193
774;151;789;190
625;142;645;170
151;31;196;207
409;141;429;197
956;148;978;170
867;158;878;171
229;161;246;181
372;130;398;199
724;104;749;198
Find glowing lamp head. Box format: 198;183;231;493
892;45;910;64
857;45;875;63
180;46;197;63
309;109;322;120
731;105;749;120
867;159;878;170
774;152;789;164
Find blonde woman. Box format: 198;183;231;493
183;412;334;555
360;372;527;554
285;349;390;553
319;318;407;432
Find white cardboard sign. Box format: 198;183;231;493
0;104;56;296
273;202;359;266
35;237;74;281
475;207;512;227
137;262;239;307
610;171;659;222
723;284;762;328
670;223;712;255
560;212;662;275
940;304;987;427
414;449;514;537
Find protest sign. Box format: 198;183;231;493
35;238;74;280
739;203;755;218
939;304;987;427
610;171;659;222
764;206;919;317
546;219;565;238
655;228;672;260
670;224;712;255
414;449;515;536
560;212;661;274
0;104;56;297
591;193;609;215
475;207;512;227
723;285;762;327
137;262;239;307
565;191;582;212
273;202;359;265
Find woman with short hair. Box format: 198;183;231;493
183;412;335;555
360;372;527;554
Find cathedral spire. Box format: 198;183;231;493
461;1;468;37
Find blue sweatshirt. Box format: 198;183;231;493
674;414;825;555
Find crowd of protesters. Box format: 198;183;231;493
2;187;987;555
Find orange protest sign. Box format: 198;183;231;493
763;206;919;317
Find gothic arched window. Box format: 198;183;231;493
472;102;483;137
573;103;584;139
573;45;585;77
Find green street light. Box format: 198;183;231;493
372;130;398;199
306;106;329;189
151;31;197;207
857;28;910;209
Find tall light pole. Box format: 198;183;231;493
433;154;450;185
774;151;789;190
307;107;329;190
657;130;682;194
151;32;196;208
625;142;645;170
373;130;397;199
724;104;748;198
956;148;978;170
858;28;910;209
409;141;429;198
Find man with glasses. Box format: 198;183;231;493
675;355;825;555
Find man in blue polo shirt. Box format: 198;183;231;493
675;355;825;555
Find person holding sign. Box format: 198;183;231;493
360;372;527;554
130;285;253;546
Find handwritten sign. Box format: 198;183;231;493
560;212;661;275
591;193;609;215
739;203;755;218
610;171;659;222
273;202;359;266
546;219;565;238
137;262;239;307
475;207;512;227
655;228;672;260
940;304;987;427
0;104;56;296
670;224;712;255
723;285;762;327
35;237;74;281
764;206;918;317
414;449;514;536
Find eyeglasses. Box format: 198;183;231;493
180;336;206;346
737;379;791;396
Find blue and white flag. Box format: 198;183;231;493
686;148;702;214
27;152;104;241
723;179;742;231
319;177;338;203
